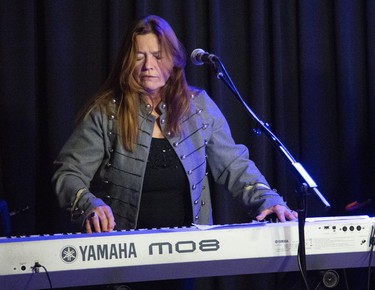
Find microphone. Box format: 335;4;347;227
191;48;219;65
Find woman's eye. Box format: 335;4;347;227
153;53;162;60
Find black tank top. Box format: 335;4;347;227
137;138;192;229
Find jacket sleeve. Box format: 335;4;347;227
198;91;288;214
51;107;108;225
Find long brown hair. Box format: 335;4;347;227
80;15;191;151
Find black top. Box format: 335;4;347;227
137;138;192;229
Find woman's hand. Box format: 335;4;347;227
84;205;116;233
256;204;298;222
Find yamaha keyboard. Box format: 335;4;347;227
0;215;374;289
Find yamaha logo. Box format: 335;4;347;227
61;246;78;263
58;239;219;264
275;239;289;244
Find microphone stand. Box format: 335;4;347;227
209;59;331;289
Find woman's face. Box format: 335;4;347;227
133;33;173;98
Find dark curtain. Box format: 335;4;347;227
1;0;374;289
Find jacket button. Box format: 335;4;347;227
188;170;193;175
192;184;196;190
181;155;186;160
194;200;199;205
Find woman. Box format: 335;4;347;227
52;14;297;290
52;15;296;238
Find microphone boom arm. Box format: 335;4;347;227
212;59;330;207
210;58;330;288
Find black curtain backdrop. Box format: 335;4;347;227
0;0;374;288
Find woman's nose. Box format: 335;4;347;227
143;55;154;69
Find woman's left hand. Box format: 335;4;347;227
256;205;298;222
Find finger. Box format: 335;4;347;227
290;210;298;219
97;206;115;232
89;212;102;233
96;210;109;232
255;209;271;221
275;210;286;222
107;215;116;231
85;217;93;233
255;213;265;221
283;209;298;221
104;207;116;231
277;205;298;222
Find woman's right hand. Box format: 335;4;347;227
84;205;116;233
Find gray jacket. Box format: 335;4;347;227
52;90;287;229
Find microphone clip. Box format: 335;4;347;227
191;48;219;66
